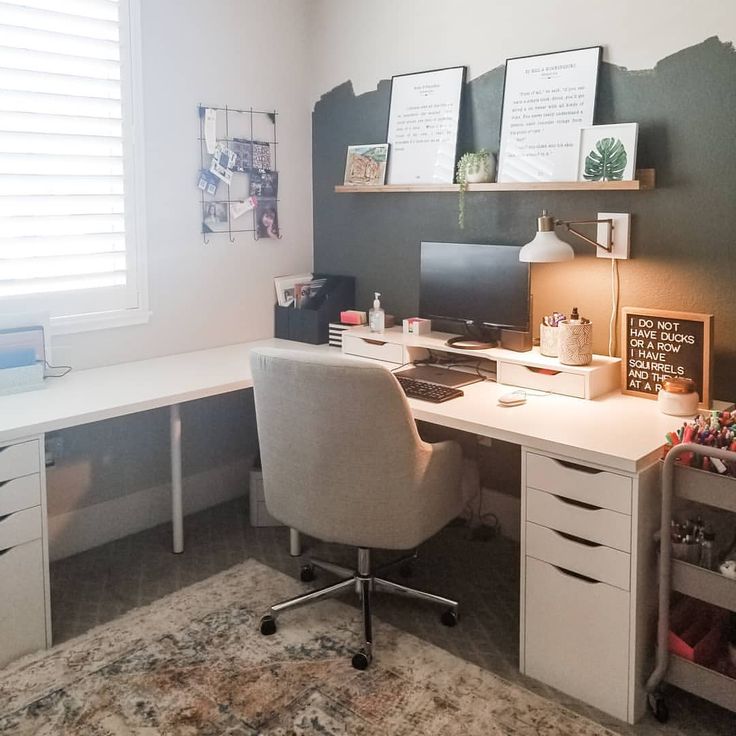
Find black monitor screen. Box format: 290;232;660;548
419;242;530;331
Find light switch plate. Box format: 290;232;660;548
596;212;630;259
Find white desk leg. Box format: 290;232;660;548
289;528;301;557
170;404;183;554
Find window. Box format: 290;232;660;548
0;0;147;333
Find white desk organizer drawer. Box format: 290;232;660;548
0;506;42;552
498;361;586;398
342;334;405;365
0;474;41;517
526;487;631;553
0;440;40;483
526;521;630;590
526;452;632;515
524;556;629;721
0;538;47;667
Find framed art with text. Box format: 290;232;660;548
497;46;602;183
621;307;714;407
386;66;465;185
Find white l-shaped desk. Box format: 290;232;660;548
0;337;684;722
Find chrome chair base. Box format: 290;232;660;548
259;547;459;669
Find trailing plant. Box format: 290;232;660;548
583;137;627;181
455;149;490;229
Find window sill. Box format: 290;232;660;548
50;308;152;336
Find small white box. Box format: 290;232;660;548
248;467;283;527
402;317;431;336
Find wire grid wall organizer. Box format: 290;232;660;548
197;104;280;243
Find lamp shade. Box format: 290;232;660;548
519;229;574;263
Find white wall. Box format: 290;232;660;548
308;0;735;100
52;0;314;371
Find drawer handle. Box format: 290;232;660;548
555;458;604;475
0;513;9;523
554;529;601;548
553;565;600;585
553;494;601;511
361;338;387;346
524;366;561;376
0;546;10;557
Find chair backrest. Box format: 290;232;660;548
250;347;431;546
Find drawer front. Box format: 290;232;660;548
0;440;40;483
526;486;631;552
0;539;47;666
0;474;41;517
526;451;632;515
524;556;629;721
0;506;42;552
342;334;405;365
497;361;585;398
526;521;630;590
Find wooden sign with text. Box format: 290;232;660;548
621;308;713;407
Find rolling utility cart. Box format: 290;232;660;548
647;443;736;722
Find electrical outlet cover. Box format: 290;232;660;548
596;212;630;259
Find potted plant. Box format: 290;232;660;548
455;150;495;228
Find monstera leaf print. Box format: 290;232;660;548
583;137;628;181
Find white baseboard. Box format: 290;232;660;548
481;486;521;541
48;457;251;561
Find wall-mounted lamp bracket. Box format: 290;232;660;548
559;218;614;251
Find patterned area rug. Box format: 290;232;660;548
0;559;618;735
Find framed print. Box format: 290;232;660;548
274;273;312;307
386;66;465;184
497;46;602;182
343;144;389;185
578;123;638;181
621;307;713;408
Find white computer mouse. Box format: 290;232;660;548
498;392;526;407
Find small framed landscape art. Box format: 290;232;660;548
578;123;638;182
343;144;389;186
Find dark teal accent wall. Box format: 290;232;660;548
313;38;736;399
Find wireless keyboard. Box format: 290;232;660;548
395;375;464;403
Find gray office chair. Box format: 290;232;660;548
250;347;464;669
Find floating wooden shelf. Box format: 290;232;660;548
335;168;655;193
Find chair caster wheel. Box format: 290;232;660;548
648;692;669;723
398;562;414;578
441;608;458;627
259;615;277;636
300;564;316;582
351;649;372;670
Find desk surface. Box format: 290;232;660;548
0;339;677;473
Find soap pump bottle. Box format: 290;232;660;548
369;292;385;333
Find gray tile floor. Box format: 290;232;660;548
51;499;736;736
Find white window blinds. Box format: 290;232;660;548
0;0;146;331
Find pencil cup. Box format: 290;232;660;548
539;324;559;357
558;321;593;366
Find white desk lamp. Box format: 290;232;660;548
519;210;630;262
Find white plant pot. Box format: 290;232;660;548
464;153;496;184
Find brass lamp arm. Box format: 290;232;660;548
556;218;614;252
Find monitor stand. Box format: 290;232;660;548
445;335;496;350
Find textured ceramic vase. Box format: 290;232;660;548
539;324;559;357
558;321;593;366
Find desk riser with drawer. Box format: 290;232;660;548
520;449;660;724
0;437;51;667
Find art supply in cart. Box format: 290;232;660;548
663;410;736;475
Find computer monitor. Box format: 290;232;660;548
419;241;530;348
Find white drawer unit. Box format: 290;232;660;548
342;333;406;365
526;451;632;514
526;486;631;552
0;474;42;517
524;557;630;721
497;361;586;399
0;539;47;666
526;521;631;590
0;439;40;483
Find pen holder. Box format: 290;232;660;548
558;321;593;366
539;324;559;357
